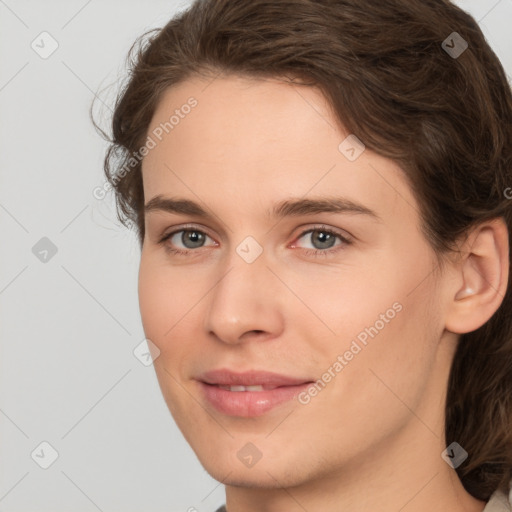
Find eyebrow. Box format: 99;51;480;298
144;195;381;221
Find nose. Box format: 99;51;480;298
203;249;285;345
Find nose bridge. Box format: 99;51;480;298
203;243;284;344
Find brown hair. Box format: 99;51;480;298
94;0;512;501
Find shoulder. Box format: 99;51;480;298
483;488;512;512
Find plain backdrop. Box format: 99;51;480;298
0;1;511;511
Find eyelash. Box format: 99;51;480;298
158;224;352;258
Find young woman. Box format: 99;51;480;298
96;1;512;510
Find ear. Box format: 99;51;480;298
445;218;509;334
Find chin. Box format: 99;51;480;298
194;447;313;489
205;463;304;489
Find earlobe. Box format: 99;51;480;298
445;218;509;334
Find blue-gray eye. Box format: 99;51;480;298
308;230;338;249
171;229;209;249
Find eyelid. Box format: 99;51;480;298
160;223;217;243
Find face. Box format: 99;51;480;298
138;75;450;488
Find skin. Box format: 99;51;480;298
138;75;508;512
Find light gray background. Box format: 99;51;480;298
0;1;511;511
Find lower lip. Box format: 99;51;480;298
199;381;312;417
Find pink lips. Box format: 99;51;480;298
197;369;313;417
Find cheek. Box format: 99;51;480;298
138;257;196;351
137;254;218;406
278;258;406;361
297;297;440;458
138;258;201;415
331;282;441;431
301;249;442;409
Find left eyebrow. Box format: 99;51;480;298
272;197;381;221
144;195;381;222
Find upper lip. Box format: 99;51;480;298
198;369;313;388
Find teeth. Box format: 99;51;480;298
218;385;265;392
245;385;264;391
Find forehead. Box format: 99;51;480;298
141;75;417;225
145;74;338;166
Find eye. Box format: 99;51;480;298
292;225;352;256
159;226;216;255
158;224;352;258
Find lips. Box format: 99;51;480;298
199;369;312;388
197;369;314;417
